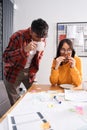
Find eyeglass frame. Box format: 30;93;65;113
60;48;72;54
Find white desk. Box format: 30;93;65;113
0;84;87;130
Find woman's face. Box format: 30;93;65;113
60;42;72;62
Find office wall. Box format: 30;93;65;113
13;0;87;84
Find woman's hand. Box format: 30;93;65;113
68;57;76;68
55;56;65;69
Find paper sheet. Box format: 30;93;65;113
8;112;44;130
67;25;77;38
65;89;87;102
6;90;87;130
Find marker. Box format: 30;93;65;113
53;96;61;104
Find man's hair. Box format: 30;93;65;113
31;18;49;38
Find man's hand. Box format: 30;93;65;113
24;41;37;53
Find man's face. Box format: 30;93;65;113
30;30;45;42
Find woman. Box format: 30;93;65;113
50;39;82;86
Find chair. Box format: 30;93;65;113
0;80;11;117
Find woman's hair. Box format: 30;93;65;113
55;38;75;59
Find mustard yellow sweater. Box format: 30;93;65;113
50;56;82;86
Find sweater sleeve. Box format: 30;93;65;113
50;59;59;85
70;56;82;86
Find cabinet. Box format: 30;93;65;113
0;0;13;80
0;1;3;80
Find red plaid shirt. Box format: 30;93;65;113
3;28;46;83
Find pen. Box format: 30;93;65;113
37;112;44;119
53;96;61;104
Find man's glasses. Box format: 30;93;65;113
60;48;72;54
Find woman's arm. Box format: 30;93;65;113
70;56;82;86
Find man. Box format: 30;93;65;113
3;18;49;105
